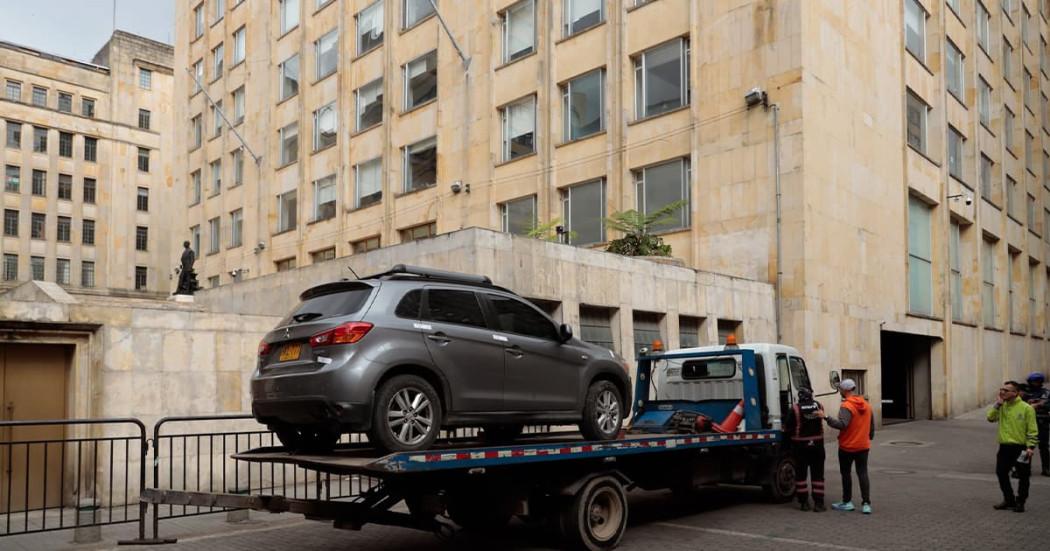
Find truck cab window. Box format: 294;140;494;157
788;356;812;391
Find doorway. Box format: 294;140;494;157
0;343;70;512
880;331;933;423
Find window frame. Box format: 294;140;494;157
402;136;437;192
314;29;339;80
355;157;383;208
312;174;337;221
563;0;604;37
501;95;537;161
562;68;605;141
403;50;438;110
501;0;535;63
634;157;691;232
562;178;606;246
633;37;691;120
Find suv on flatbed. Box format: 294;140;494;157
251;265;631;452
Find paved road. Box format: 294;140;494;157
9;416;1049;551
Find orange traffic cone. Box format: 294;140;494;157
712;400;745;433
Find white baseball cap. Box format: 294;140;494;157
839;379;857;391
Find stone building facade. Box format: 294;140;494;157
1;31;175;296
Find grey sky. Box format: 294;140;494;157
0;0;174;63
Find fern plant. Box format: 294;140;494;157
604;200;687;257
527;218;576;242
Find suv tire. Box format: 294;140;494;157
369;375;442;452
579;381;623;441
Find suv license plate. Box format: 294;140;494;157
278;343;301;362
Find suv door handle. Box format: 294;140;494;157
426;332;451;345
505;345;524;358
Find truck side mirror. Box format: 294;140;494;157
829;370;841;390
558;323;573;343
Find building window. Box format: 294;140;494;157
352;235;381;253
500;195;536;235
313;103;337;151
212;100;224;137
980;154;994;202
57;92;72;113
135;266;147;291
58;132;73;158
277;190;297;233
208;275;220;288
906;91;930;154
30;213;45;239
31;86;47;107
191;170;202;205
51;256;75;285
82;97;95;118
1043;94;1050;130
208;217;220;253
947;127;964;181
355;157;382;208
403;0;436;28
192;59;204;93
634;38;690;119
312;175;337;221
579;305;615;351
138;109;151;130
562;69;604;141
279;54;299;100
31;170;45;196
634;158;690;231
83;136;97;162
5;165;20;192
400;221;437;242
356;79;383;130
563;179;605;245
138;147;150;172
58;174;71;200
275;257;297;272
2;254;16;281
139;68;152;89
1008;176;1020;219
978;78;991;127
233;27;246;64
1009;251;1020;331
501;95;536;161
83;219;95;245
190;114;203;149
136;226;149;251
5;120;20;148
190;225;201;255
280;0;299;33
79;261;94;287
3;210;17;237
232;149;244;186
357;1;384;54
1028;132;1037;172
502;0;535;63
902;0;928;61
210;159;222;195
1025;70;1034;111
194;2;205;38
946;40;964;100
403;136;437;192
233;87;245;123
403;50;437;110
908;196;933;316
32;127;46;153
57;216;71;242
137;187;149;211
213;0;225;21
311;247;336;263
212;43;225;79
279;123;299;165
678;315;701;348
563;0;603;36
633;311;663;355
5;80;21;101
315;29;338;79
1005;107;1016;152
230;208;243;248
31;256;44;281
83;178;96;203
1004;38;1014;82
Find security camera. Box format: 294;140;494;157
965;195;973;206
745;87;767;108
451;181;462;194
228;270;239;277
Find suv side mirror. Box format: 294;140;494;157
558;323;573;343
829;370;841;390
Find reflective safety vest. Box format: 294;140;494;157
792;401;825;443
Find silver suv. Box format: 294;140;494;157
251;265;630;452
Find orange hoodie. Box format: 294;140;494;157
836;395;874;453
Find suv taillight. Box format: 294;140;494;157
258;340;272;356
310;322;373;347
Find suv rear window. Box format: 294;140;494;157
280;283;373;326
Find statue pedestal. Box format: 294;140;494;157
170;294;195;303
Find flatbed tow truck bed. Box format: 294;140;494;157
135;349;797;550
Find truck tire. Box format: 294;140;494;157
369;375;442;453
560;475;628;551
579;381;623;441
761;452;797;503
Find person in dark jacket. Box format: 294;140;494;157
1022;372;1050;476
785;388;825;511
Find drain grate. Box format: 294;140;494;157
886;440;929;447
881;469;915;475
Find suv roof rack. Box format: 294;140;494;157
366;264;494;286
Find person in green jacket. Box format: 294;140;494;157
987;381;1039;513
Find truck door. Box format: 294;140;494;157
776;354;793;416
788;356;814;394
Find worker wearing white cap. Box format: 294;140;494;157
817;378;875;514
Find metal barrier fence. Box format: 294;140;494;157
0;418;147;537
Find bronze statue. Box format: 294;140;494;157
174;241;200;295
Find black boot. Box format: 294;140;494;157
800;499;811;511
1014;502;1026;513
994;501;1016;510
813;500;826;512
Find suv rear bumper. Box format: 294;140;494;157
252;396;371;431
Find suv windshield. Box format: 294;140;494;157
279;283;373;326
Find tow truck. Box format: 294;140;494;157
139;340;825;550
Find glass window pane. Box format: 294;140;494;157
565;70;603;140
642;40;685;117
425;290;487;328
568;179;604;245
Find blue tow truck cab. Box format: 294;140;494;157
140;344;815;551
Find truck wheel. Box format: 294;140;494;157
561;476;628;551
369;375;442;452
272;425;340;453
480;424;524;444
761;453;797;503
579;381;623;441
